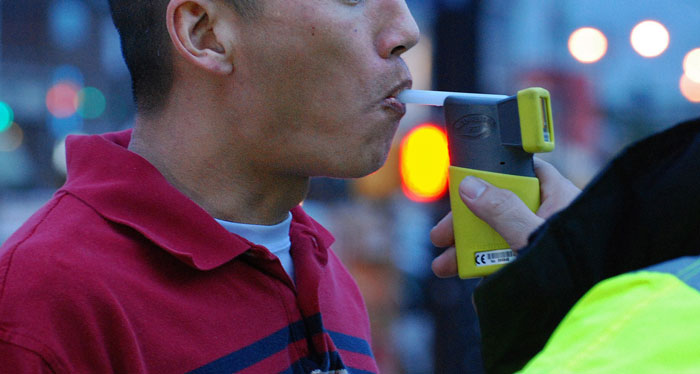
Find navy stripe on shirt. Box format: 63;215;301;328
187;313;374;374
301;314;373;357
187;319;302;374
328;331;373;357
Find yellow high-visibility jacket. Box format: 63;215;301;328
520;256;700;373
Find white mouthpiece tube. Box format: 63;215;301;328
397;90;508;107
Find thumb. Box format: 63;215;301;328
459;176;544;250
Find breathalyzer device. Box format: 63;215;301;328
398;88;555;278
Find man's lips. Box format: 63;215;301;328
384;79;413;116
383;96;406;116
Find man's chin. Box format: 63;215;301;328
339;155;389;179
308;146;391;179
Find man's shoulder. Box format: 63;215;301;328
0;190;148;373
2;191;110;257
0;191;133;298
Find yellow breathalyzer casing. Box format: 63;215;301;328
444;87;555;278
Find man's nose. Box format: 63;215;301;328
376;0;421;59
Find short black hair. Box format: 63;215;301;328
108;0;260;115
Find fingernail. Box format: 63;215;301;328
460;176;487;200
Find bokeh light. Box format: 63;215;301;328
0;102;14;132
680;74;700;103
569;27;608;64
77;87;107;119
46;82;80;118
683;48;700;84
630;20;670;58
400;124;449;203
0;123;24;152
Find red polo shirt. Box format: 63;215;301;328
0;130;378;373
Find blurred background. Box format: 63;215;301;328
1;0;699;372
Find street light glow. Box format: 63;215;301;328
630;20;670;58
0;102;14;132
0;122;24;152
680;74;700;103
683;48;700;83
46;81;80;118
569;27;608;64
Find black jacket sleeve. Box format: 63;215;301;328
473;117;700;374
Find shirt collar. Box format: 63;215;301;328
59;129;335;270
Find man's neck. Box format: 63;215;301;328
128;116;309;225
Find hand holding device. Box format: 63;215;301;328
400;88;555;278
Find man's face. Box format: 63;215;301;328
231;0;419;178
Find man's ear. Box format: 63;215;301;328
166;0;235;75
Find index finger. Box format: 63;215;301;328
430;212;454;248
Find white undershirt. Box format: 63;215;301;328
215;213;295;281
